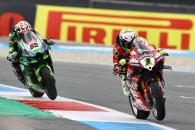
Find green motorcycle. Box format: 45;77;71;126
8;31;57;100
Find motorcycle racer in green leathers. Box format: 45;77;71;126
7;21;54;84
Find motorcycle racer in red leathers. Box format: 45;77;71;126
113;28;166;98
113;28;137;96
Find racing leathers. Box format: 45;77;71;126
7;29;54;84
113;35;132;96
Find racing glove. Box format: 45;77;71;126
7;51;18;62
113;59;127;75
45;39;55;45
119;59;127;66
157;48;169;56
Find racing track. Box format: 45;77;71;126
0;58;195;130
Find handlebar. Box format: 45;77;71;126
163;65;172;70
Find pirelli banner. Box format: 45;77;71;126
35;5;195;51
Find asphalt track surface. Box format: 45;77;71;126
0;58;195;130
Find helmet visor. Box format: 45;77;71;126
121;40;131;49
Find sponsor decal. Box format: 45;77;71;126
113;48;119;57
35;5;195;51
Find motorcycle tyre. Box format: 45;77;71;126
29;88;44;97
128;96;150;119
150;82;165;121
40;67;57;100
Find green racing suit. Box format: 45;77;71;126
7;29;54;84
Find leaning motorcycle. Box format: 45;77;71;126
7;31;57;100
127;38;171;121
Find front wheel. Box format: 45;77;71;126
40;67;57;100
128;96;150;119
29;88;44;97
150;82;165;121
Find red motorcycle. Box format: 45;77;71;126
127;37;171;121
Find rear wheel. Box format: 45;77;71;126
128;96;150;119
149;82;165;121
40;67;57;100
29;88;44;97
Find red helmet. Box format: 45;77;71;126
15;21;32;34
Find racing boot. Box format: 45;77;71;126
122;82;130;96
120;78;130;96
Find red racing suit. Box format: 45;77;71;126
113;34;135;76
113;44;130;75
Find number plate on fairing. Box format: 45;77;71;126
25;39;39;50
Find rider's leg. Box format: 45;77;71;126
120;78;130;96
12;61;25;84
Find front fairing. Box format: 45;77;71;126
130;40;154;67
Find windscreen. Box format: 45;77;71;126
21;31;48;57
133;37;151;54
23;31;38;43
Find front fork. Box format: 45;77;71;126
146;75;166;107
35;64;54;82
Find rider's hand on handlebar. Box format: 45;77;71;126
119;59;127;66
157;48;169;56
7;52;18;62
46;39;55;45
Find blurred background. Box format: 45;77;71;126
0;0;195;69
